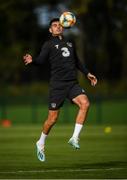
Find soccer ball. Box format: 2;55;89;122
59;12;76;28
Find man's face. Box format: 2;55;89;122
49;21;63;36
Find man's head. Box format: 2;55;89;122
49;18;63;36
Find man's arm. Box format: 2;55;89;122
75;56;89;76
23;42;50;65
74;47;97;86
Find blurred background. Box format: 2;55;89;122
0;0;127;125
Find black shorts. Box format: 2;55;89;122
48;80;86;110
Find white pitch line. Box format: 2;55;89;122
0;167;126;174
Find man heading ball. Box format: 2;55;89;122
23;18;97;162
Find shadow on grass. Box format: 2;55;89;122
71;161;127;170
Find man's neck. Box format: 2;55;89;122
52;34;63;40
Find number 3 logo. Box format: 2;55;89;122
61;47;70;57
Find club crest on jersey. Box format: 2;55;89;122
55;45;59;49
82;89;85;93
51;103;56;108
67;42;72;47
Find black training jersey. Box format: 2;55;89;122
33;36;89;81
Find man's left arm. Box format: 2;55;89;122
74;48;97;86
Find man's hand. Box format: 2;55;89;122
87;73;97;86
23;54;32;65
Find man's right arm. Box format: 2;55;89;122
23;42;50;65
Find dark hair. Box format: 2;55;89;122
49;18;59;27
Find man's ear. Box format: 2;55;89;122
49;28;52;33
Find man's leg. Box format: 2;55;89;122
68;94;90;149
72;94;90;124
36;110;59;161
38;110;59;145
43;110;60;134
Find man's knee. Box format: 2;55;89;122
80;97;90;110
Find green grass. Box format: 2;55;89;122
0;124;127;179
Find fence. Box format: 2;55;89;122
0;95;127;125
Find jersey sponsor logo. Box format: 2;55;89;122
51;103;56;108
61;47;70;57
55;44;71;57
67;42;72;47
55;45;59;49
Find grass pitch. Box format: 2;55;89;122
0;124;127;179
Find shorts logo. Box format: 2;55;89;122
51;103;56;108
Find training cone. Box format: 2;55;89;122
1;119;12;127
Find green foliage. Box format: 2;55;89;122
0;79;127;97
0;0;127;96
0;82;49;96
